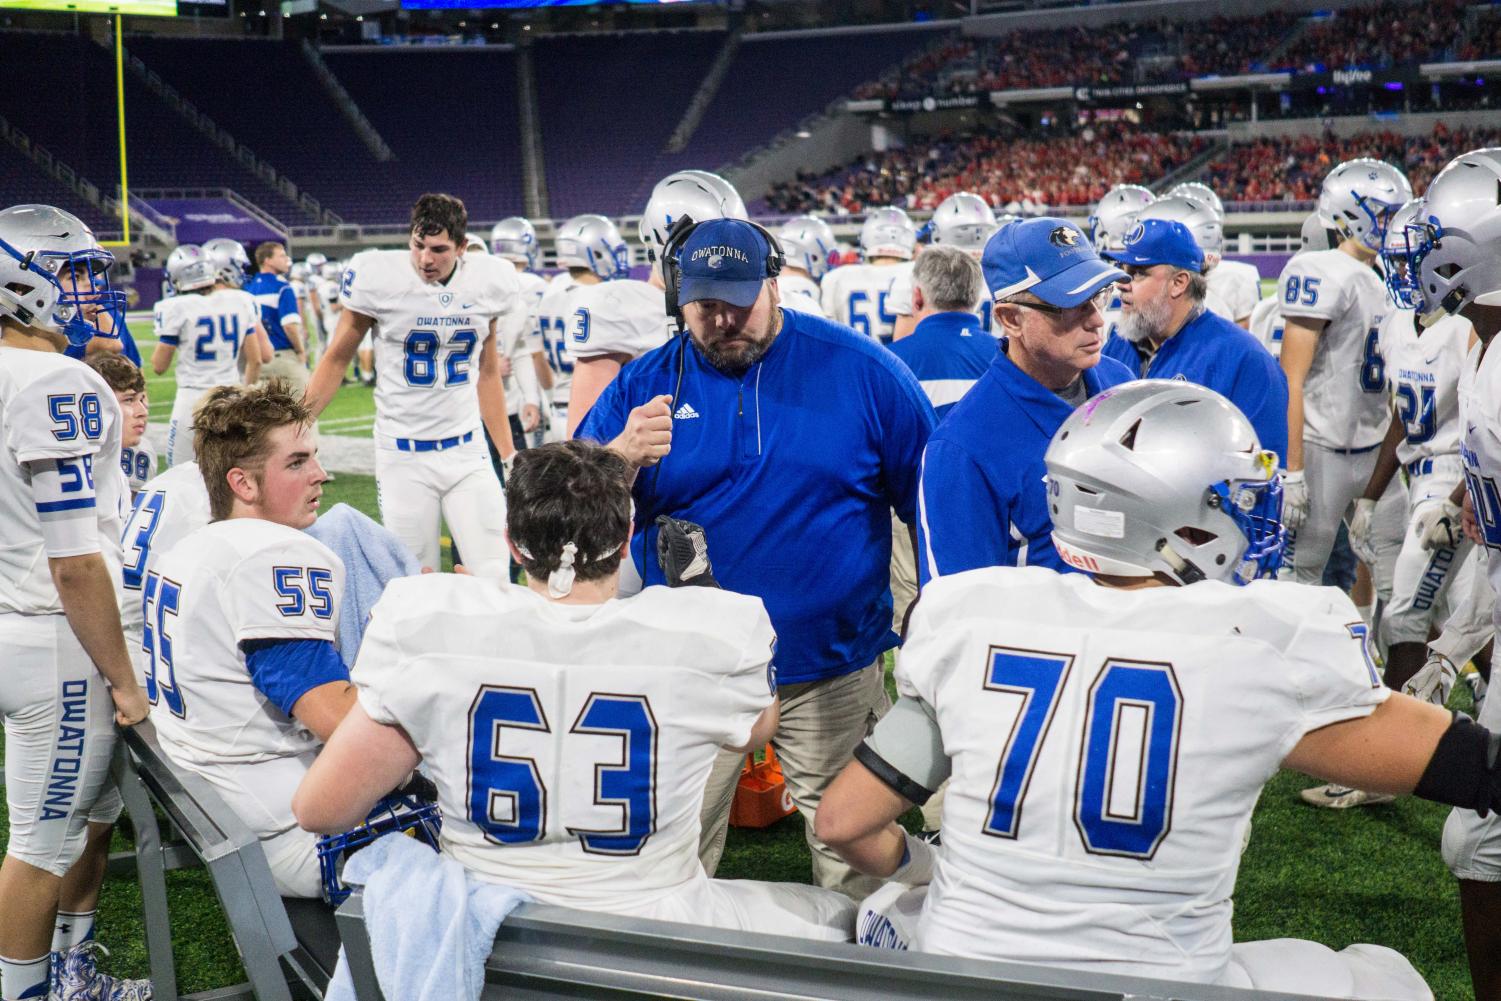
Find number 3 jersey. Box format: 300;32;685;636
351;575;776;914
897;567;1388;984
340;250;520;440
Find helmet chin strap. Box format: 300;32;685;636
1155;538;1207;585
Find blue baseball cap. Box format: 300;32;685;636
981;217;1127;309
678;219;772;309
1104;218;1205;273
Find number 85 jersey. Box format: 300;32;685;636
897;567;1387;984
340;250;520;441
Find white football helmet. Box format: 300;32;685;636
1046;380;1285;586
639;170;747;260
320;261;342;281
930;192;998;257
166;244;218;293
1300;213;1335;254
290;261;311;283
859;206;917;261
1136;195;1223;257
1166;181;1225;220
202;237;251;288
0;204;123;346
1317;158;1412;253
555;214;629;280
305;251;329;270
776;215;837;280
1088;185;1156;253
464;233;489;255
490;217;539;269
1408;148;1501;317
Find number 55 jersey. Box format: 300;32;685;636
897;566;1388;984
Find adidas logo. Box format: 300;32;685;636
674;403;700;420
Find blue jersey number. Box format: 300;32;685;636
48;393;103;442
847;290;897;342
540;316;574;374
1360;326;1385;393
468;688;658;855
272;566;335;619
193;314;242;362
403;328;479;387
1283;275;1321;307
121;447;152;484
1462;444;1501;549
982;650;1071;838
1395;381;1437;445
122;491;166;591
142;571;186;718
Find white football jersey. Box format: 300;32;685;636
566;279;669;362
0;347;127;615
1459;339;1501;617
156;288;260;390
501;270;549;416
821;262;914;342
340;250;521;440
886;267;991;334
118;461;212;680
121;437;157;495
777;272;825;318
537;274;584;405
1247;296;1283;359
1206;259;1262;323
1276;249;1392;450
898;567;1388;984
1378;309;1468;466
317;277;342;335
352;575;775;912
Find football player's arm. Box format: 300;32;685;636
303;308;373;417
253;319;274;363
567;354;629;438
238;326;263;384
242;637;355;742
293;702;421;834
150;340;176;376
1284;692;1460;797
726;696;780;755
477;322;516;459
508;322;543;431
1360;416;1405;502
279;287;306;360
1278;317;1326;472
532;349;554;392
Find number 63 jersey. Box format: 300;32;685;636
351;575;776;915
897;567;1388;984
340;250;520;441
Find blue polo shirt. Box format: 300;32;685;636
917;345;1134;585
887;311;997;420
577;307;937;685
1102;330;1147;375
243;272;301;352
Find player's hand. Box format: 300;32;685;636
1347;498;1378;565
655;515;718;588
112;685;150;727
522;403;541;432
1280;470;1309;532
1417;498;1464;551
1402;653;1457;706
1462;491;1484;547
615;394;674;468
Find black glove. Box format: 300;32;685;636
397;770;439;803
655;515;719;588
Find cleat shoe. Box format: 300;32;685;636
55;942;152;1001
1299;783;1395;809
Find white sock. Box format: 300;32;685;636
52;910;96;953
0;953;49;1001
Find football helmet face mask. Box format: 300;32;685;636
316;794;442;906
1088;185;1156;253
555;213;630;280
1045;380;1285;587
1405;148;1501;318
776;215;837;280
1166;181;1225;220
639;170;748;260
1317;158;1413;253
490;217;539;269
0;204;123;347
166;244;219;294
1378;198;1424;309
202;238;251;288
929;192;998;256
859;206;917;261
1136;195;1223;257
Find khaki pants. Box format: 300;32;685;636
698;660;890;899
259;349;309;395
890;512;917;636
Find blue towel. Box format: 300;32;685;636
326;835;531;1001
307;503;421;667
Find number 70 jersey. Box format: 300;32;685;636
897;567;1387;983
340;250;520;440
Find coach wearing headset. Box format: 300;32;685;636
577;218;936;898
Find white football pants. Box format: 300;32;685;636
374;434;509;582
1384;458;1473;646
1282;442;1404;597
166;385;213;467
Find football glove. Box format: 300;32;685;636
1281;470;1309;532
1417;499;1464;551
655;515;719;588
1347;498;1379;566
1403;654;1458;707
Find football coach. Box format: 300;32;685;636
577;218;936;897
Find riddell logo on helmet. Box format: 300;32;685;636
1055;541;1100;573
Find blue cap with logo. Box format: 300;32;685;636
1104;218;1205;273
678;219;772;309
981;217;1127;309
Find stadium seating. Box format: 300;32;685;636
1269;0;1468;72
0;140;116;234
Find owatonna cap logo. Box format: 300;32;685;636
1050;226;1081;248
1126;221;1146;245
708;253;723;269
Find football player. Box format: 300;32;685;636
143;382;349;898
1166;180;1263;328
888;193;999;340
491;217;553;446
820;207;916;344
1248;214;1335;360
775;215;836;318
86;354;154;496
0;205;149;1001
293;440;855;941
154;243;265;466
304;194;520;580
818;380;1486;999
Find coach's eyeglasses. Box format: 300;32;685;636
996;286;1115;319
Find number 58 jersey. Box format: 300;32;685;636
351;575;776;913
340;250;520;440
898;567;1388;984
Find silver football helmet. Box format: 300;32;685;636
1300;213;1335;254
202;237;251;288
930;192;998;257
490;217;539;269
1136;194;1223;257
0;232;63;331
1088;185;1156;253
859;206;917;261
639;170;748;260
290;261;312;283
777;215;837;280
1378;198;1424;309
1045;380;1285;586
1317;158;1412;253
320;261;342;281
464;233;489;255
1409;148;1501;317
555;213;629;280
1166;181;1224;220
0;204;123;346
305;251;328;270
166;244;218;293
